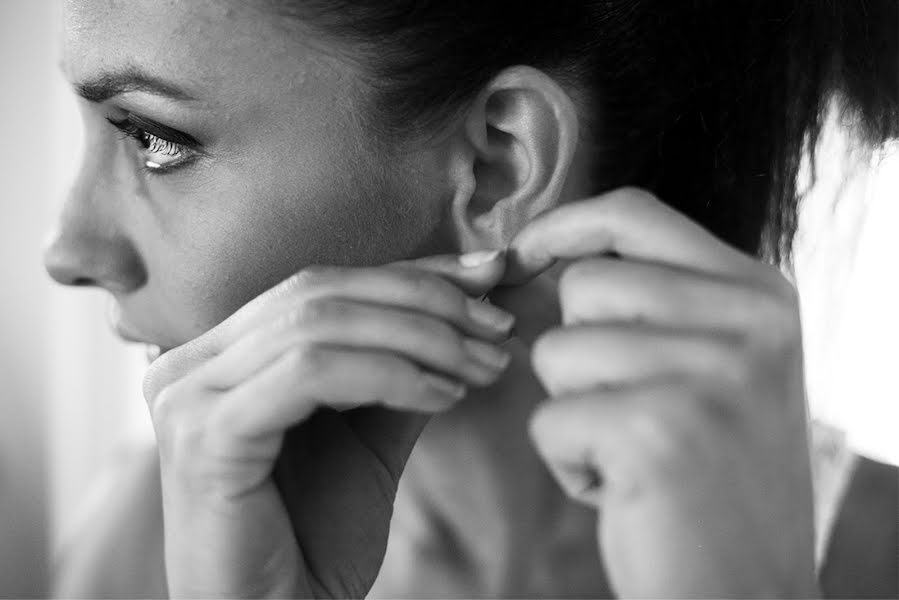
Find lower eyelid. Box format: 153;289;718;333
141;153;202;176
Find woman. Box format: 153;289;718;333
46;0;898;597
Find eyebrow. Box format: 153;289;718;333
71;67;198;103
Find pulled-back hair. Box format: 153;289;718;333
277;1;898;262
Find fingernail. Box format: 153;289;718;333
459;249;502;268
423;373;467;400
467;297;516;333
464;338;511;372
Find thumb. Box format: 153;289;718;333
391;249;507;297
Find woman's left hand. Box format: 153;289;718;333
499;187;818;597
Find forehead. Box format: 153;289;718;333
61;0;352;107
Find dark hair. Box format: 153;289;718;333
278;1;898;262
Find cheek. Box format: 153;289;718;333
149;148;449;345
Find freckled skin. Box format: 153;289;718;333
58;0;452;350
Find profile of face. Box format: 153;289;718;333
45;0;586;352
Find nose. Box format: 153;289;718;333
45;126;149;294
43;167;147;293
43;228;147;292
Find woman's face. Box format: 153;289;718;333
46;0;451;351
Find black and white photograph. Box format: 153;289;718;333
0;1;897;597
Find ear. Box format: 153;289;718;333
446;66;580;251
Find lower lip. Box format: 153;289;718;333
112;317;166;363
107;300;149;344
114;322;147;344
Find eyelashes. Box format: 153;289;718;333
106;114;202;175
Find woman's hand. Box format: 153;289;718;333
500;188;818;597
142;251;515;599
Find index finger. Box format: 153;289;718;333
502;187;759;285
145;254;512;401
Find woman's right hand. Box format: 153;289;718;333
141;251;514;599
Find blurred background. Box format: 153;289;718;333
0;1;896;597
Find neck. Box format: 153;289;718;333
402;274;608;594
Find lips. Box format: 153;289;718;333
109;303;168;365
106;298;175;363
107;297;155;345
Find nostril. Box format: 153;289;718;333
43;233;146;292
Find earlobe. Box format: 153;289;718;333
447;66;581;251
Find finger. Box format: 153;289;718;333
529;389;635;506
392;249;507;296
144;336;218;404
211;346;470;439
528;380;709;505
144;253;513;402
248;251;512;346
531;324;740;396
502;187;759;286
144;250;514;398
197;298;511;390
487;276;563;349
557;257;788;330
251;264;516;346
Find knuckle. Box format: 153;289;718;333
749;290;802;355
393;267;456;305
267;265;337;301
623;384;709;480
290;297;343;326
293;264;337;289
627;408;692;484
422;325;468;369
367;354;420;403
144;379;268;496
692;379;742;429
393;267;432;294
610;186;660;212
203;405;251;446
558;261;592;300
285;344;329;379
706;340;754;390
558;259;628;323
151;384;207;465
424;317;466;358
627;400;674;448
380;354;417;385
530;328;566;372
527;401;557;445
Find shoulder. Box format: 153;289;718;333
820;455;898;598
53;444;167;598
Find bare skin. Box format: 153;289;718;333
48;1;819;597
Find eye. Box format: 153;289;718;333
106;115;201;174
